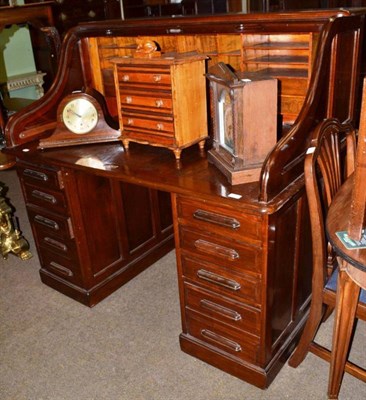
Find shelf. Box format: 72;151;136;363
250;67;308;78
245;55;309;65
246;41;309;50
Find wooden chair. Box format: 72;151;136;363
288;118;366;391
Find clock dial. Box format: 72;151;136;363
62;98;99;134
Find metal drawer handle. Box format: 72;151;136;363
34;215;59;231
127;118;134;125
157;123;164;130
193;209;240;229
43;237;67;252
194;239;239;260
167;28;182;34
49;261;73;277
200;299;242;321
155;99;164;107
153;74;161;82
122;74;130;82
23;168;48;181
197;269;241;291
125;96;133;104
31;190;57;204
201;329;242;352
235;23;245;32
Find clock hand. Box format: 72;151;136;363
69;109;82;118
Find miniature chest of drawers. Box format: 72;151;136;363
113;52;208;161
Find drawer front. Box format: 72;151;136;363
39;249;82;285
181;255;262;306
120;92;173;112
23;183;67;213
117;67;171;87
177;196;262;245
185;310;260;365
34;229;77;260
185;282;261;336
18;164;62;191
122;115;174;134
179;227;262;275
27;207;74;241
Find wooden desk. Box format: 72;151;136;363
326;175;366;399
3;9;366;392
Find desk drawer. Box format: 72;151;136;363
185;309;260;365
185;282;261;336
18;164;63;191
179;227;262;275
176;196;262;245
27;208;74;241
23;183;67;213
39;249;82;285
181;255;261;306
35;229;77;260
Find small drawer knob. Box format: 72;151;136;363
155;99;164;107
157;123;164;130
122;74;130;82
153;74;161;82
125;96;133;104
127;118;134;125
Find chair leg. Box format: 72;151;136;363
288;295;324;367
328;269;360;399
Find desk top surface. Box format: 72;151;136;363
326;176;366;273
8;140;296;215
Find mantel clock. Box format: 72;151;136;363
38;88;121;149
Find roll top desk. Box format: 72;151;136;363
4;9;366;389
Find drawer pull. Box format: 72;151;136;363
167;28;183;34
43;237;67;252
194;239;239;261
193;209;240;229
34;215;59;231
153;74;161;82
49;261;73;277
127;118;134;125
31;190;57;204
125;96;133;104
157;123;164;130
155;99;164;108
200;299;242;321
23;168;48;181
197;269;241;291
201;329;242;352
122;74;130;82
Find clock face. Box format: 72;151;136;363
62;98;99;134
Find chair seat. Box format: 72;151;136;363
325;268;366;304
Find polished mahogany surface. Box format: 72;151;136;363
9;141;273;212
